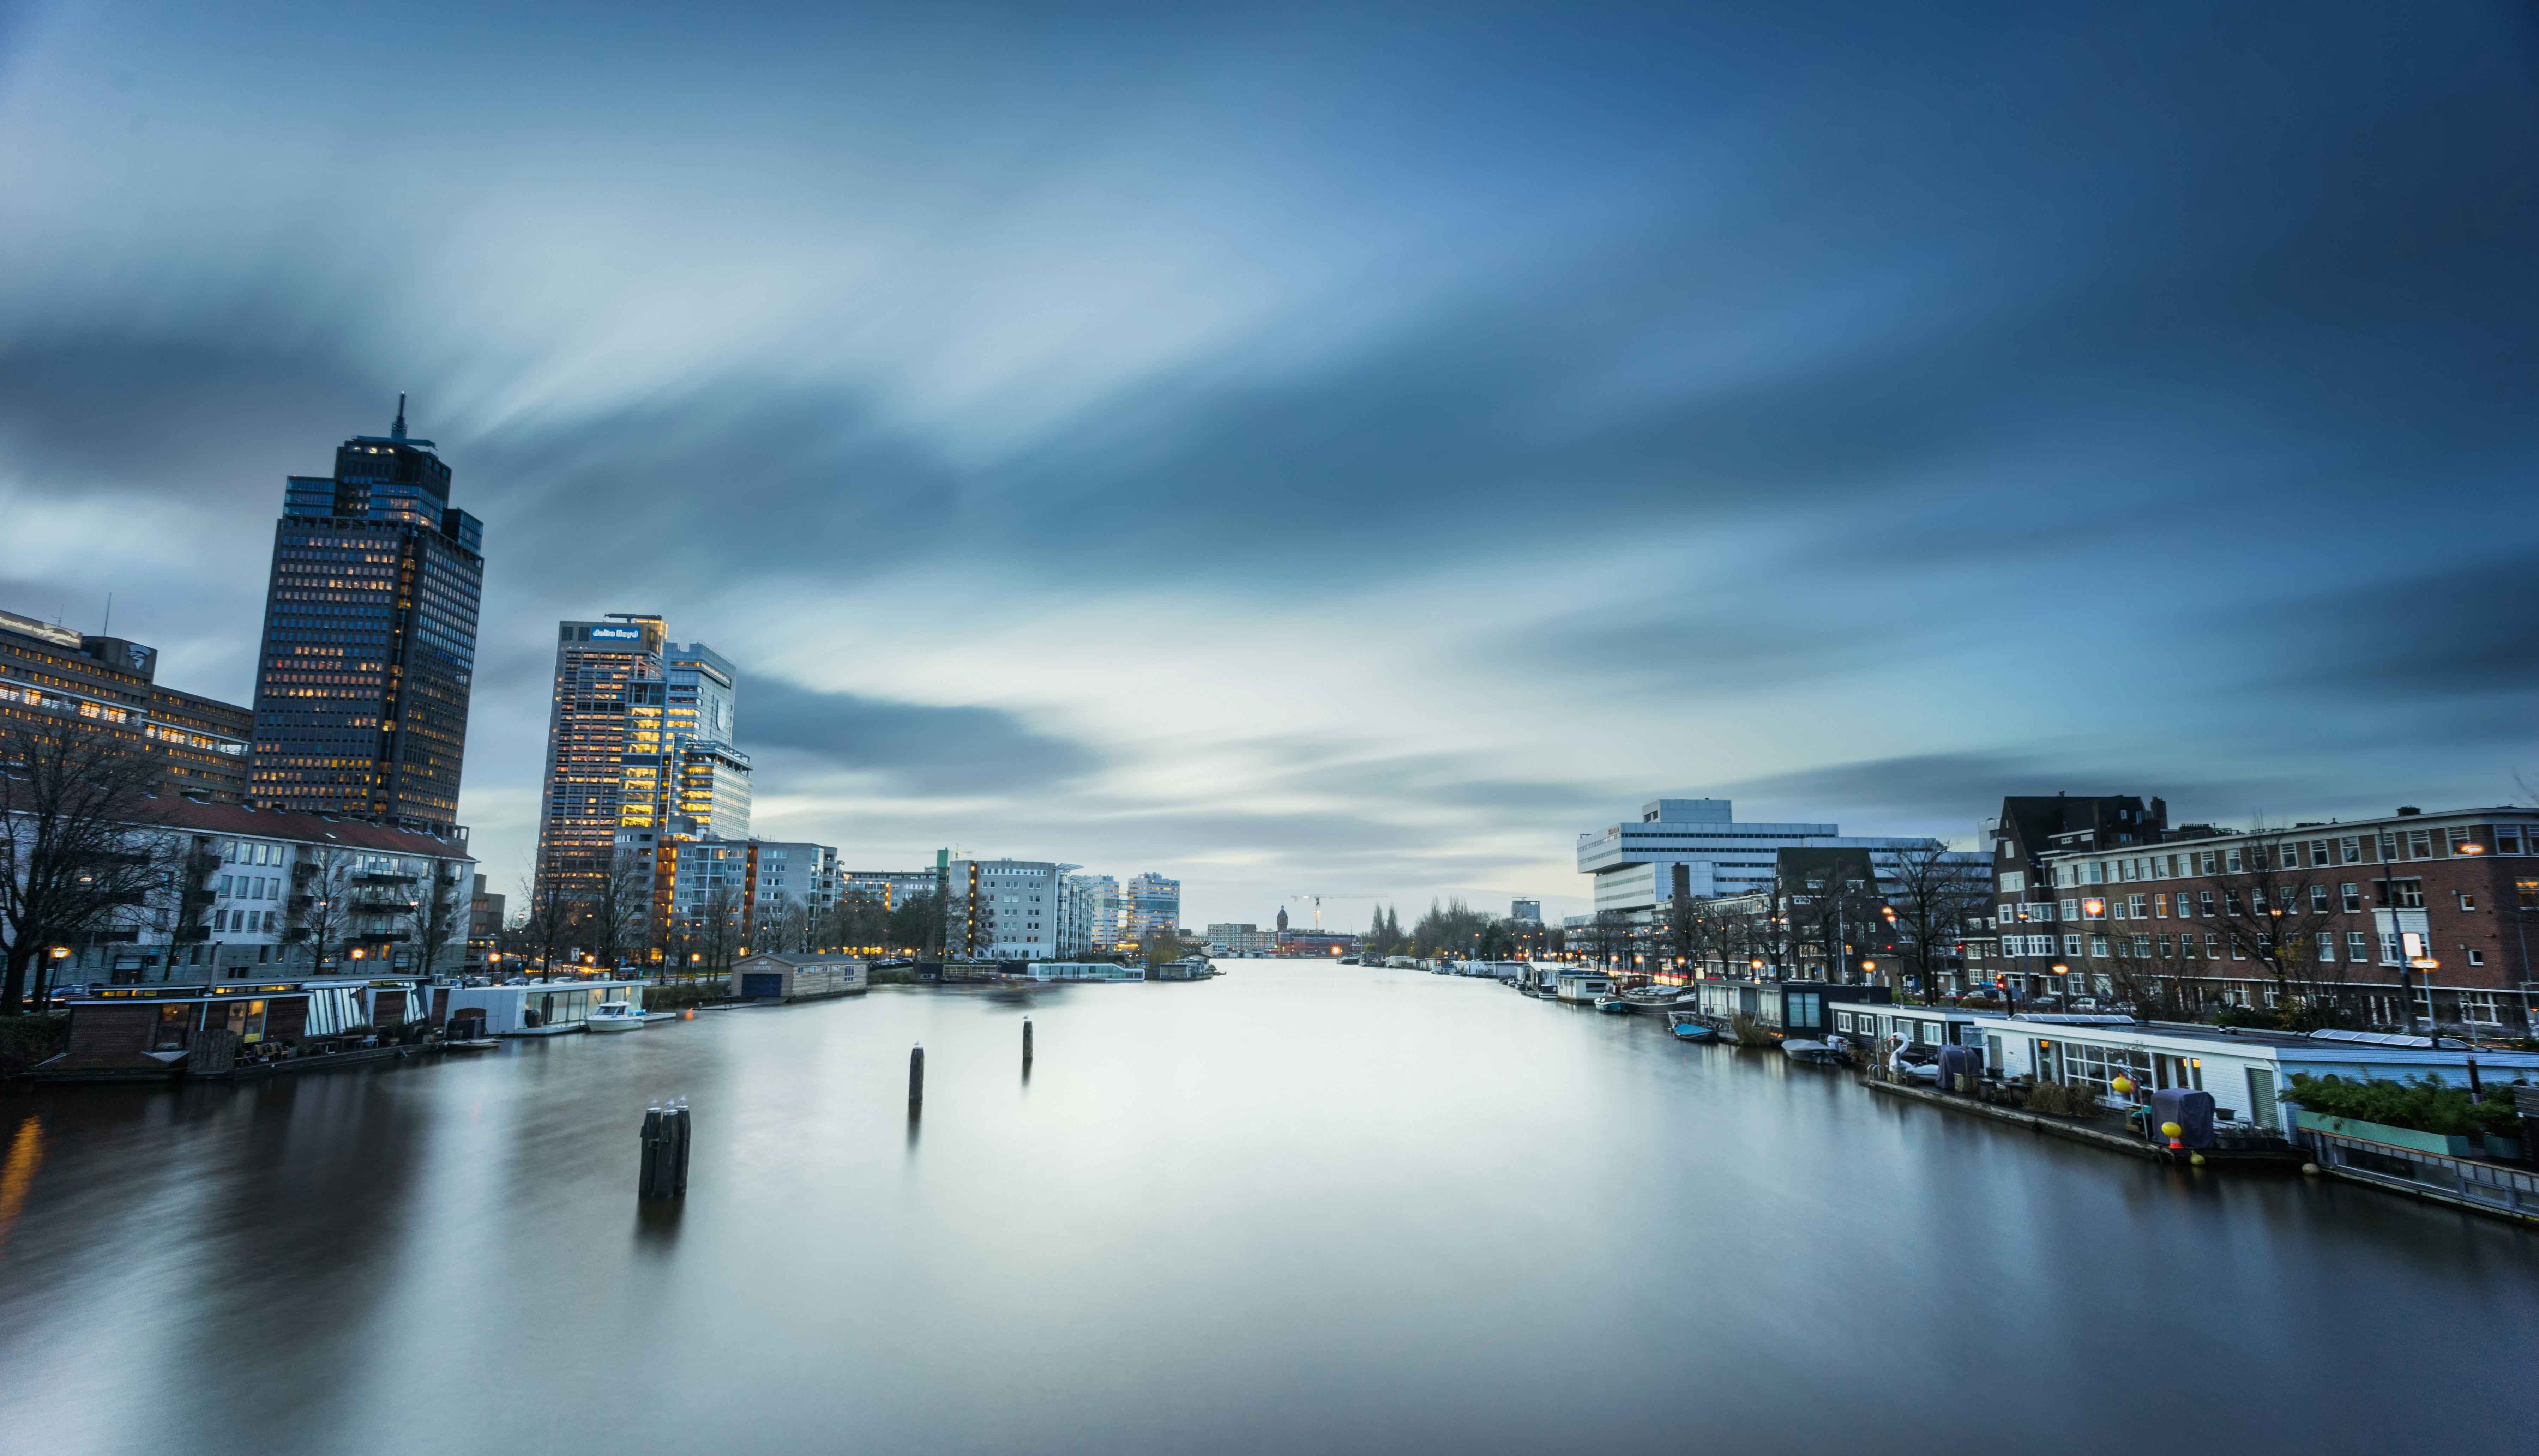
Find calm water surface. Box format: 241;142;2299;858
4;966;2536;1455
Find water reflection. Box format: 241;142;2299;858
0;967;2534;1456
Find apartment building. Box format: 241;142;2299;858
0;606;254;800
2007;803;2537;1034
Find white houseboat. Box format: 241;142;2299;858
443;979;649;1037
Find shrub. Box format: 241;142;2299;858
0;1013;70;1077
2285;1073;2522;1137
2023;1080;2090;1117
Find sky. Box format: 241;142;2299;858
2;2;2535;930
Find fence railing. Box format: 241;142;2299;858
2301;1129;2539;1218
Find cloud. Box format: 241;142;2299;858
738;676;1103;795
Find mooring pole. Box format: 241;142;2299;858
909;1043;926;1106
1023;1017;1034;1067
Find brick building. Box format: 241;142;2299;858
2001;804;2537;1035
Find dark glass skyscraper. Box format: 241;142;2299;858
248;399;485;836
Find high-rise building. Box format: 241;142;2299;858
248;399;484;835
532;614;751;946
0;605;253;800
1126;872;1180;946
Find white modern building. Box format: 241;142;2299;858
1576;798;1947;918
950;858;1078;961
746;840;837;953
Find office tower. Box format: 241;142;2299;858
247;400;485;835
534;616;670;908
0;604;253;800
532;614;750;941
665;642;736;752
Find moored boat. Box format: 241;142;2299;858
1667;1011;1717;1042
1620;985;1696;1015
1593;993;1631;1014
585;1001;647;1033
1782;1039;1843;1064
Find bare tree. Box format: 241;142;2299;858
584;849;655;971
0;723;179;1013
516;864;580;973
2199;824;2346;1027
408;860;467;980
288;847;366;978
1882;842;1990;998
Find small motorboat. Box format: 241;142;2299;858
1593;993;1631;1014
1667;1012;1717;1042
586;1001;648;1033
1782;1039;1844;1064
441;1037;501;1051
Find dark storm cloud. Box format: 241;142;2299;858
2281;545;2539;704
0;336;385;497
740;676;1103;794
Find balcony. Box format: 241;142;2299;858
356;871;420;886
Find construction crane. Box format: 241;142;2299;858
1290;894;1326;931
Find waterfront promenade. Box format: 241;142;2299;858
3;966;2535;1455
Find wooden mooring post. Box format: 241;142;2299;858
639;1098;691;1199
1023;1017;1034;1067
909;1044;926;1106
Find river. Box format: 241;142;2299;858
2;965;2534;1455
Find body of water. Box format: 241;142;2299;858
3;965;2535;1454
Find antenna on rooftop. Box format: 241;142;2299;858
391;392;408;441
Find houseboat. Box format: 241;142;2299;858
1556;971;1618;1003
36;976;442;1080
443;979;649;1036
1969;1013;2539;1138
729;952;869;1002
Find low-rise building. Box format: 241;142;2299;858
36;799;474;987
1205;923;1277;954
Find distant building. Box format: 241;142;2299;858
1062;873;1121;956
1206;923;1277;954
1577;797;1940;918
468;872;505;968
248;399;484;836
0;605;252;801
1510;899;1542;924
1126;872;1180;945
841;869;939;911
949;858;1075;961
1277;931;1359;957
744;840;836;953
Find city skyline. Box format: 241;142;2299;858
2;6;2533;927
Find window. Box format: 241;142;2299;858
2126;895;2147;919
2230;937;2247;961
2347;931;2369;961
2205;933;2222;958
2226;849;2244;874
2063;935;2083;958
2340;837;2360;864
2089;934;2110;958
2310;884;2330;912
2520;879;2539;911
2154;893;2169;918
2387;878;2425;909
2340;883;2362;913
2408;829;2432;859
2310;840;2329;867
2316;932;2335;962
2462;992;2500;1025
2467;949;2486;967
2061;898;2079;922
2197;891;2215;916
2158;934;2174;956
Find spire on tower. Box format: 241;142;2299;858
391;392;408;441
